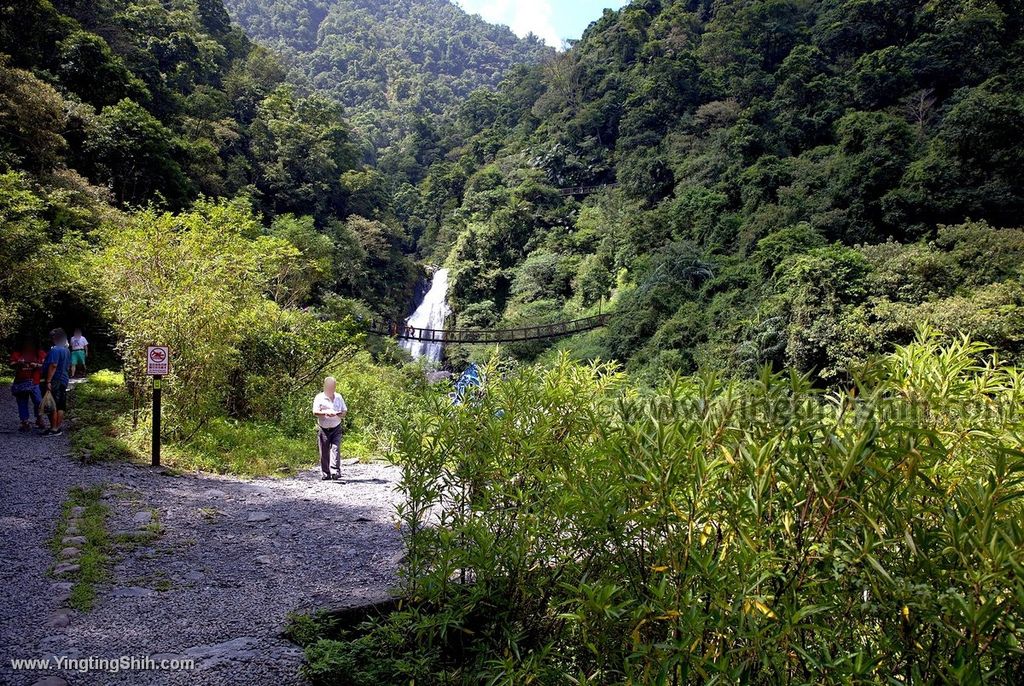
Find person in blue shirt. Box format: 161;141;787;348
41;328;71;437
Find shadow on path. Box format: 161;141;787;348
0;391;404;686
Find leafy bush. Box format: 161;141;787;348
230;309;360;427
361;334;1024;683
330;351;425;460
303;616;440;686
283;611;340;648
88;198;289;431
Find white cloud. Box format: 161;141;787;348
459;0;563;49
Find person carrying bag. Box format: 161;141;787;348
40;328;72;437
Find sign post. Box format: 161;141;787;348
146;346;170;467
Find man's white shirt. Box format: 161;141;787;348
313;392;347;429
71;335;88;351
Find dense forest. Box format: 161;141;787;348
222;0;554;178
4;2;1024;683
7;0;1023;382
419;0;1024;382
0;0;422;339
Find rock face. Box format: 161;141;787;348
246;512;271;523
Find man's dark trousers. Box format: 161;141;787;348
318;424;343;478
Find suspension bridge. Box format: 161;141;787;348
367;313;610;344
558;183;619;196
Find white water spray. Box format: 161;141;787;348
401;268;451;363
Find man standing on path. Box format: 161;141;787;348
312;376;347;481
41;328;71;437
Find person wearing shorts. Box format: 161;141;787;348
70;328;89;378
41;328;71;437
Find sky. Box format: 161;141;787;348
457;0;630;50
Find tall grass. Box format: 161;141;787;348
378;333;1024;684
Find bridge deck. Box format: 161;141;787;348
368;314;609;344
558;183;619;196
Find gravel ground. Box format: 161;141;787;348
0;383;404;685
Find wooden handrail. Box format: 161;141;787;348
558;183;618;196
366;314;610;343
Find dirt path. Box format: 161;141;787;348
0;382;403;685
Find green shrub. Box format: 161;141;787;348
373;334;1024;683
284;611;340;648
329;351;425;460
87;198;301;433
302;616;441;686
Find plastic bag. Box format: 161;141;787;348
41;390;56;414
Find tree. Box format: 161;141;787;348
0;58;67;173
830;110;916;241
0;172;52;339
901;79;1024;226
55;30;148;107
84;99;190;206
249;86;358;219
772;245;871;377
268;214;335;306
88;198;291;428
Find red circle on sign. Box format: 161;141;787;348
150;348;166;362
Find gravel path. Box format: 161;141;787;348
0;382;404;685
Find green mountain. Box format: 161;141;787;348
422;0;1024;380
0;0;420;335
7;0;1024;385
222;0;555;173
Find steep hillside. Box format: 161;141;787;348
423;0;1024;379
0;0;419;336
223;0;555;173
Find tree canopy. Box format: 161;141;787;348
223;0;555;178
423;0;1024;380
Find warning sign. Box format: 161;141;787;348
146;346;170;376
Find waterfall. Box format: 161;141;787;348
401;268;451;363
